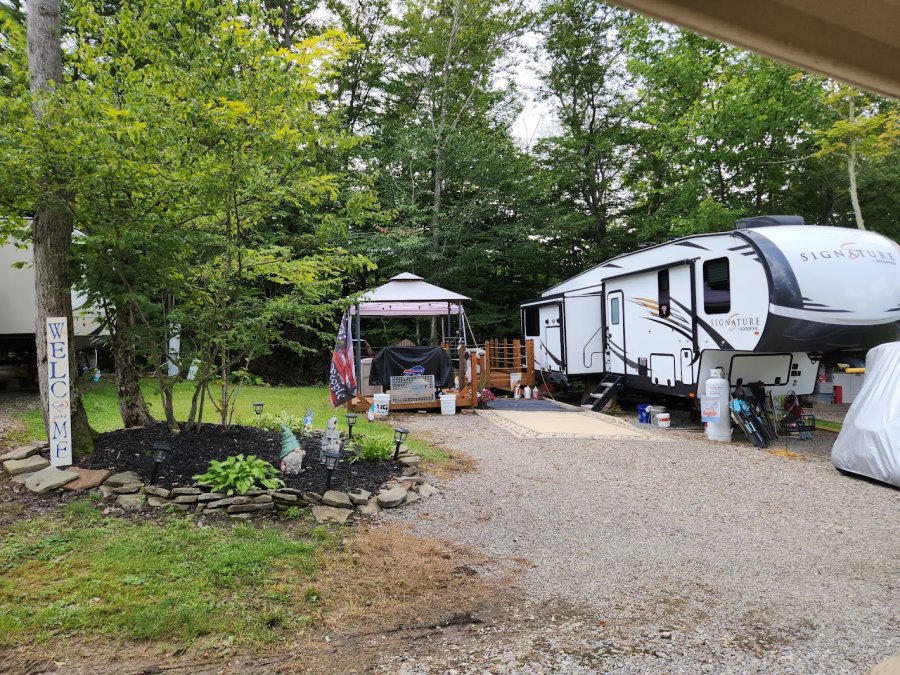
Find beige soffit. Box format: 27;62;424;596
610;0;900;98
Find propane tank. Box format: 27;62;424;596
704;368;732;441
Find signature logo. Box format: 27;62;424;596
403;365;425;376
709;313;761;332
799;243;897;265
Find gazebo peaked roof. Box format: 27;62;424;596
353;273;470;317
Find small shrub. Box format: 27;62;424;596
244;410;307;435
348;434;394;463
193;454;285;496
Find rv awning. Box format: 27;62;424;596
352;273;469;317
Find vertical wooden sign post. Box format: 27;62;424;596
46;316;73;466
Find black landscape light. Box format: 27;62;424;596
324;446;340;491
345;413;358;439
392;427;409;461
150;441;171;485
252;401;264;416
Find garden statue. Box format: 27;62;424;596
303;408;313;434
320;417;341;464
279;424;305;475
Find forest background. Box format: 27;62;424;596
1;0;898;393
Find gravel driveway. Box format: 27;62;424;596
382;411;899;674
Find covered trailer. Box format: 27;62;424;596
522;216;900;406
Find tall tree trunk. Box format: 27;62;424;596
112;308;154;427
846;102;866;231
28;0;94;458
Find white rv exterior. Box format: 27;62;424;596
522;219;900;399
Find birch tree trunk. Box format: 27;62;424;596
27;0;94;457
847;102;866;231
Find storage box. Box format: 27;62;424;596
389;375;436;403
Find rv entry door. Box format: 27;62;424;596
605;290;625;374
542;316;563;372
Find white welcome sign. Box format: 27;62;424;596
46;316;72;466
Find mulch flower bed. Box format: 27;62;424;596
80;422;401;494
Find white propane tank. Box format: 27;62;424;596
705;368;732;442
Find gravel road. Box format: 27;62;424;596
381;410;899;674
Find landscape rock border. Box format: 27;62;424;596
0;442;440;524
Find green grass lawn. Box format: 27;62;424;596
15;379;448;462
0;502;329;648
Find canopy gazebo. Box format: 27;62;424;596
347;273;479;411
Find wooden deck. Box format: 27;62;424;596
346;338;536;412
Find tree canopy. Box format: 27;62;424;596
1;0;897;407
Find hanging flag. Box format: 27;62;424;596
329;312;357;406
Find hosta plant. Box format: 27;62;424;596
192;454;284;496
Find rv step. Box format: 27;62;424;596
586;375;625;412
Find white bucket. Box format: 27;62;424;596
657;412;671;428
648;405;667;426
373;393;391;417
440;393;456;416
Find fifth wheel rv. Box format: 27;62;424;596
521;216;900;408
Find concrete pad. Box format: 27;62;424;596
24;466;78;494
478;410;667;440
3;455;50;476
62;467;113;491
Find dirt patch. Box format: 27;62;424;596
78;422;402;495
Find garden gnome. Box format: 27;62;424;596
279;424;304;475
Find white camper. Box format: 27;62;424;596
522;216;900;407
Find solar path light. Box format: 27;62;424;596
150;441;171;485
392;427;409;461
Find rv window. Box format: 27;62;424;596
610;297;620;325
703;257;730;314
524;307;540;336
658;270;671;318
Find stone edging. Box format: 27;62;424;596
1;441;439;523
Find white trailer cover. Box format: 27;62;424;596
831;341;900;488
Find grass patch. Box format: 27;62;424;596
14;380;451;464
816;419;842;433
0;505;329;648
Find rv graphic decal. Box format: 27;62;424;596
630;297;694;341
798;244;897;265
